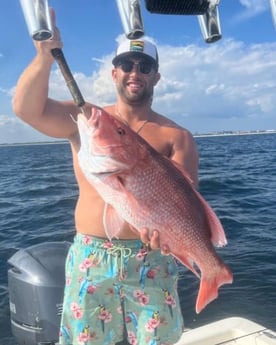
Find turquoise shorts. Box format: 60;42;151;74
59;234;184;345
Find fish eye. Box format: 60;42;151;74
117;127;126;135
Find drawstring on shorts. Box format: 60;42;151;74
107;245;132;280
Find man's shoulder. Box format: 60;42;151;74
102;104;115;116
153;112;192;137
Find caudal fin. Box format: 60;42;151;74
195;264;233;314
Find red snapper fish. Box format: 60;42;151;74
77;107;233;313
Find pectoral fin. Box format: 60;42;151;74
103;203;126;240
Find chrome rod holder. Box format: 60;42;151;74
19;0;53;41
197;2;222;43
116;0;144;39
270;0;276;29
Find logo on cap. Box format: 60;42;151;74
130;40;145;53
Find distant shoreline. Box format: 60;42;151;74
0;130;275;146
0;140;69;147
194;130;276;138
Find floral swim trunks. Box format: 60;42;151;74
59;233;184;345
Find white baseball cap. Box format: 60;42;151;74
112;38;159;68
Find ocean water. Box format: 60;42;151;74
0;134;275;344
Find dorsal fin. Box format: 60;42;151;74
170;158;227;247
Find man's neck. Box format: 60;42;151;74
114;102;152;124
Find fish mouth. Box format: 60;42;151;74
77;107;103;135
77;113;95;149
77;110;131;176
77;110;123;151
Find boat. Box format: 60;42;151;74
177;317;276;345
13;2;276;344
7;241;276;345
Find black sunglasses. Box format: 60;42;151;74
116;60;155;74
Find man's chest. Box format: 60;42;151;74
143;136;172;158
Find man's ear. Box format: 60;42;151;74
112;68;118;83
153;72;161;86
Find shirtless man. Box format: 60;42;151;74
13;15;198;345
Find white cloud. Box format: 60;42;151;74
47;38;276;126
46;38;276;133
48;56;116;106
2;37;276;143
0;86;14;97
0;114;17;126
0;114;51;144
153;39;276;130
236;0;269;20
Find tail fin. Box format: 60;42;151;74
195;264;233;314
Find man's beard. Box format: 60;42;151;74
117;84;153;105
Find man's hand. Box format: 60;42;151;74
140;228;170;255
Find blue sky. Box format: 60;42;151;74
1;0;276;143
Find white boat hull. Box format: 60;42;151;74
176;317;276;345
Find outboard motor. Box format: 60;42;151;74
8;241;71;345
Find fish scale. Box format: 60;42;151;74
77;107;233;313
